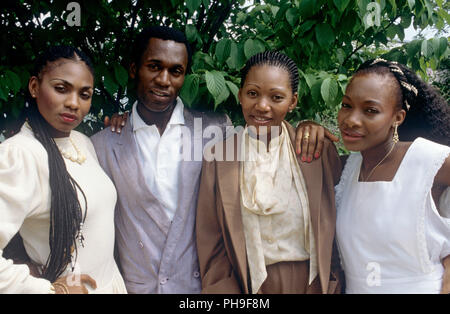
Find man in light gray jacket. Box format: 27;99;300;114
91;25;230;293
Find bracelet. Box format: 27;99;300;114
52;282;70;294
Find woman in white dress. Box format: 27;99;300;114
297;59;450;293
0;46;126;294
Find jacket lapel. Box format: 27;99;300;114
285;122;330;293
112;115;172;234
216;133;249;293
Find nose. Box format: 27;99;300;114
340;108;362;129
155;69;170;87
254;97;270;112
64;92;80;110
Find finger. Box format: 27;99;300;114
104;116;110;127
324;128;339;142
295;129;303;156
314;126;325;159
306;126;318;163
301;125;310;162
80;274;97;290
121;112;129;127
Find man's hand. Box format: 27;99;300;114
295;121;339;162
104;112;129;133
441;255;450;294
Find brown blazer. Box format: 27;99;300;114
196;122;342;294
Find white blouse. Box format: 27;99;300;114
335;138;450;294
0;124;126;293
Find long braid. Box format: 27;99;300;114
240;51;299;94
27;46;93;282
355;59;450;146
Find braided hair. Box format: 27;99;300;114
354;59;450;146
27;46;94;282
240;51;299;94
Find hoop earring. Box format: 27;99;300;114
393;123;399;144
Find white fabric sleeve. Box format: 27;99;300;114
0;142;52;293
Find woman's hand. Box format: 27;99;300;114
103;112;129;134
52;274;97;294
295;121;339;162
441;255;450;294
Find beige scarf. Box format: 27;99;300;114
240;122;317;294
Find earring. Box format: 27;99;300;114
393;123;399;144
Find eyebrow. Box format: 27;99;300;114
145;59;185;69
50;78;93;90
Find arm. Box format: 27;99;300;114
196;158;242;294
295;121;339;163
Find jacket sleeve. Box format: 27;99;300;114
196;158;242;294
322;139;344;294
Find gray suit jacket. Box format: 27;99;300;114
91;107;230;293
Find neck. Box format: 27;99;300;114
137;100;176;134
360;138;396;171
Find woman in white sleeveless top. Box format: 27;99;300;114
297;59;450;293
335;59;450;294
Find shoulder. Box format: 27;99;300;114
90;126;117;151
2;128;47;161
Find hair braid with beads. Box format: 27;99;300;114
354;59;450;146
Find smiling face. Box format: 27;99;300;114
337;72;405;152
131;37;188;112
28;58;94;138
239;64;297;139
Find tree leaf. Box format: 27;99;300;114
225;80;239;104
432;37;448;58
298;0;316;19
103;72;119;96
243;38;265;59
185;24;198;43
320;77;339;105
180;74;200;107
285;8;298;27
215;38;232;64
205;70;226;103
5;70;21;94
315;24;335;48
114;64;128;87
407;0;415;10
186;0;202;15
333;0;351;13
421;39;433;58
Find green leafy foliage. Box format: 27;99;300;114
0;0;448;137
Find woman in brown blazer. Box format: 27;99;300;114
196;51;342;294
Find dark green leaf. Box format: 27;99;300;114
315;24;335;48
215;39;232;64
114;64;128;87
180;74;200;107
333;0;351;13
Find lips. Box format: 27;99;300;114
60;113;78;123
250;115;272;125
341;129;364;141
150;89;170;97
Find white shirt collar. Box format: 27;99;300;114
131;97;185;132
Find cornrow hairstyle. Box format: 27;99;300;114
132;25;192;72
240;51;300;94
27;45;93;282
354;59;450;146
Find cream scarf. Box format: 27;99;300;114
239;122;317;294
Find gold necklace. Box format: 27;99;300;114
58;137;86;165
361;142;396;181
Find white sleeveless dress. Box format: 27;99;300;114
335;138;450;294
